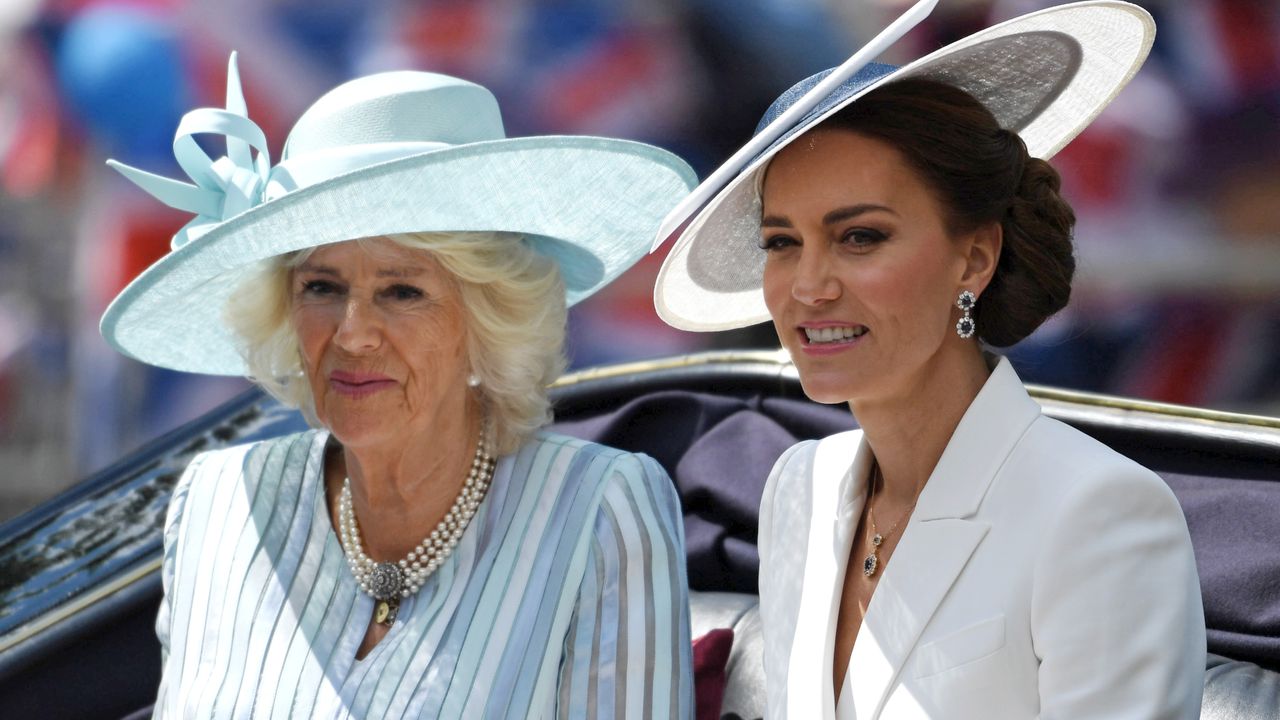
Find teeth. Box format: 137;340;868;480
804;326;865;344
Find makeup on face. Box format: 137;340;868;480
759;129;969;404
291;238;472;447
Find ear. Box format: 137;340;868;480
959;220;1002;296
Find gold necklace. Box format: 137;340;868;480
862;462;917;578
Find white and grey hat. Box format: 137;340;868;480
653;1;1155;331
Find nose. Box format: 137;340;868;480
333;297;383;353
790;244;840;306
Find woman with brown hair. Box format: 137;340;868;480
654;3;1205;717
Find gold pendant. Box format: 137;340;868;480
863;532;884;577
374;598;400;626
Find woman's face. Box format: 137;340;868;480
760;128;979;405
291;237;472;450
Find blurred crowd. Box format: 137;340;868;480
0;0;1278;520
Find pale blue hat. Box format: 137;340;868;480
101;54;696;375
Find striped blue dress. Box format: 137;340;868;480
153;429;693;719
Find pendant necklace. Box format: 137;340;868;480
862;461;918;578
337;421;495;626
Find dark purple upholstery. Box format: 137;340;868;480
1165;473;1280;671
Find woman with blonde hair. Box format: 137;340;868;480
105;55;696;717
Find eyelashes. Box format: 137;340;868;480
757;227;890;252
843;228;888;246
296;279;427;303
300;279;339;296
383;284;424;302
758;234;798;252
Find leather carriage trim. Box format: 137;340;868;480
550;348;798;388
0;557;162;655
1030;385;1280;432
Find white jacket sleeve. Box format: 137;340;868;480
1032;466;1206;719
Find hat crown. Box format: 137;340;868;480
754;62;898;137
283;71;506;159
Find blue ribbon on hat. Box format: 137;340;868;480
107;52;271;249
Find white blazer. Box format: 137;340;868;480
757;358;1205;719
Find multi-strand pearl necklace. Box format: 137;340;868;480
337;423;495;626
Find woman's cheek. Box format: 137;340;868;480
293;306;332;358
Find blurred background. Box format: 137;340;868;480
0;0;1277;521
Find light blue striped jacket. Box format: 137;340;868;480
153;429;693;718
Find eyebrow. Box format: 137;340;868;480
295;262;426;279
761;203;897;229
375;267;425;279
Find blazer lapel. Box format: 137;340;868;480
845;358;1041;719
787;431;873;720
845;519;989;718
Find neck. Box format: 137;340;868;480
338;399;484;560
851;345;991;506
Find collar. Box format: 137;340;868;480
913;355;1042;522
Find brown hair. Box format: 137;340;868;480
825;77;1076;347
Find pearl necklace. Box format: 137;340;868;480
337;423;495;626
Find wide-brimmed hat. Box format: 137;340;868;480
101;54;696;375
653;1;1154;332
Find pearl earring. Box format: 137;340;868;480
955;290;977;339
467;373;481;388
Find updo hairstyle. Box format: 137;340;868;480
825;77;1076;346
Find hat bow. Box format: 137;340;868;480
108;52;270;249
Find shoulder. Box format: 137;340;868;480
1002;417;1193;582
764;429;862;500
182;429;324;479
162;430;327;584
1009;421;1205;713
519;430;669;484
515;435;686;572
506;431;678;518
760;429;861;559
172;429;326;519
1013;416;1180;514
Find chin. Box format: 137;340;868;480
783;351;862;405
796;373;861;406
321;411;400;449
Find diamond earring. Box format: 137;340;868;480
955;290;977;338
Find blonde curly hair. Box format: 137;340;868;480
224;231;567;455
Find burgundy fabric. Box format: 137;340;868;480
692;628;735;720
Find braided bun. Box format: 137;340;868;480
978;142;1076;346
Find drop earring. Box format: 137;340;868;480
955;290;976;339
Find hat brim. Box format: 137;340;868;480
102;136;696;374
654;0;1154;332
